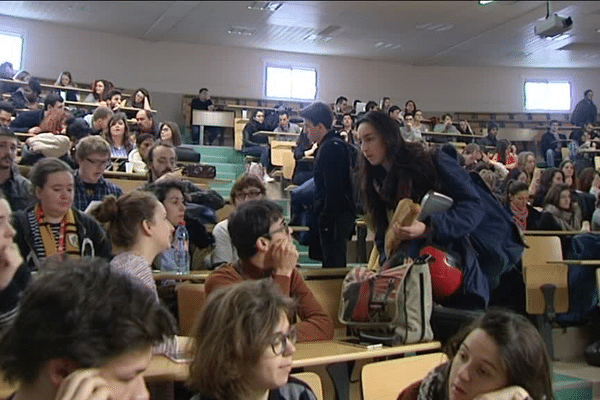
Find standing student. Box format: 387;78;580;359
299;101;356;268
356;111;488;308
0;257;177;400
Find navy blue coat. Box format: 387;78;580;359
9;109;44;132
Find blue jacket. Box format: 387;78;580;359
9;109;44;132
374;150;490;308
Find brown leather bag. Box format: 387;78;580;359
181;164;216;179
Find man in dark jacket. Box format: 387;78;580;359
300;101;355;268
541;120;567;167
9;92;64;134
571;89;597;127
0;127;34;210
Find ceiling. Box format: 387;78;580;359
2;1;600;68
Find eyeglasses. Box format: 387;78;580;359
234;189;263;202
86;158;111;168
270;325;298;355
263;220;290;239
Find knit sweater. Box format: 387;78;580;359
205;261;334;342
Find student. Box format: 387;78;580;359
402;100;417;119
103;112;134;159
0;192;28;331
135;109;159;138
92;190;174;298
491;139;517;169
380;96;391;114
188;279;317;400
504;180;541;231
531;168;564;207
83;79;109;103
128;88;152;109
433;113;459;134
538;183;585;232
53;71;79;102
396;309;553;400
9;77;42;110
356;111;488;308
205;199;334;342
0;127;35;211
12;158;112;271
128;133;155;174
0;257;177;400
300;101;356;268
242;109;272;182
72;135;123;212
159;121;182;146
84;106;113;136
560;159;576;189
292;128;317;186
10;92;64;134
210;173;266;268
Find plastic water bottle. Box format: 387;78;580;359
173;222;190;274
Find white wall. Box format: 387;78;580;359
3;14;599;119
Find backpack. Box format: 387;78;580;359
338;255;434;346
467;171;525;290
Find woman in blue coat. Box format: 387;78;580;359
356;111;489;309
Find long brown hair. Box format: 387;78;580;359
446;308;553;400
356;110;439;228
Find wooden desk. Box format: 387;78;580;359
63;100;156;113
143;339;441;382
192;110;235;145
547;260;600;266
255;130;300;140
153;270;210;282
523;230;583;236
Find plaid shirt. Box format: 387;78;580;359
73;170;123;211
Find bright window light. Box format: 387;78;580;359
265;65;317;100
0;32;23;71
524;81;571;111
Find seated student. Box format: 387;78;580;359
0;127;35;211
135;109;160;138
188;279;317;400
52;71;79;102
242;109;273;182
0;61;14;80
531;168;564;207
505;180;541;231
103;112;134;159
128;133;154;174
145;180;187;273
397;309;553;400
143;142;224;218
570;122;596;146
12;158;112;271
0;101;14;128
0;257;177;400
457;118;475;135
105;89;124;112
92;191;174;298
84;105;113;136
538;183;586;232
292;128;316;186
274;110;301;139
205;199;334;342
159;121;182;146
388;105;404;127
479;122;499;148
491;139;517;169
211;173;266;268
402;100;416;119
560;158;577;189
516;151;536;183
73;135;123;211
0;193;29;331
1;69;31;95
541;120;568;168
413;109;428;133
400;113;425;143
10;92;64;134
83;79;109;104
128;88;152;109
9;77;42;111
433;113;460;134
462;143;508;179
592;196;600;231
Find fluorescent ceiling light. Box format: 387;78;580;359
478;1;494;5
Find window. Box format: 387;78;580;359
524;80;571;111
265;65;317;100
0;32;23;71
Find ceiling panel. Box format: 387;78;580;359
1;1;600;68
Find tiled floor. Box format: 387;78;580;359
554;358;600;399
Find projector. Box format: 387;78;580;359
534;14;573;38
